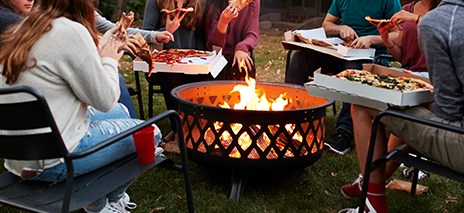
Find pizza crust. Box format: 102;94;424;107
311;39;334;47
161;7;194;14
116;11;134;37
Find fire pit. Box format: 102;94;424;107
171;80;333;201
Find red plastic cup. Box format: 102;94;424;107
132;125;155;164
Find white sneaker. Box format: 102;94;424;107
109;192;137;212
338;207;359;213
155;146;165;157
84;199;123;213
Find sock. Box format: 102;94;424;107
363;182;387;213
385;172;394;181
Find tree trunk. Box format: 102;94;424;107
111;0;129;22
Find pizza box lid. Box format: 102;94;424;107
282;30;374;61
337;45;375;57
133;46;227;77
308;64;434;109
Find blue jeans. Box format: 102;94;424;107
32;103;161;206
285;49;387;136
118;74;137;119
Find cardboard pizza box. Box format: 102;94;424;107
304;64;434;110
133;46;227;78
282;30;375;61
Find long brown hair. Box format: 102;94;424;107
0;0;98;84
0;0;20;14
158;0;202;30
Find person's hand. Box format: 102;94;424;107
369;20;397;41
219;4;238;24
351;36;373;49
119;34;141;55
99;37;124;61
339;25;358;41
166;10;188;33
100;25;127;51
232;50;253;73
156;31;174;43
391;10;418;24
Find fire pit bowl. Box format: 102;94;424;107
171;80;333;174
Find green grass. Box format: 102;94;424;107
1;32;464;213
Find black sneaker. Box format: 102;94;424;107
324;129;353;155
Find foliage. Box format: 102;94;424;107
97;0;148;20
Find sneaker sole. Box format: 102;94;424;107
324;142;350;155
340;187;358;199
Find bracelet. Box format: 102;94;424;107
416;15;421;24
386;41;396;49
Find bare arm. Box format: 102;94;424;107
322;13;358;41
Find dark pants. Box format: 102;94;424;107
214;57;256;80
146;72;210;131
284;49;385;136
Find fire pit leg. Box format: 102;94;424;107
230;173;248;202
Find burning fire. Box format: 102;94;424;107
210;61;308;158
219;61;288;111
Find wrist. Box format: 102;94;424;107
416;15;421;24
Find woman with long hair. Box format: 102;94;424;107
142;0;208;143
0;0;161;212
204;0;259;80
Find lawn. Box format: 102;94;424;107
1;30;463;213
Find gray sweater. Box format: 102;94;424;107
1;17;120;176
0;7;22;35
418;0;464;126
94;11;161;44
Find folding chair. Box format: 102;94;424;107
359;109;464;212
0;86;194;213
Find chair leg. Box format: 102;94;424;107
149;78;154;118
134;72;144;120
411;168;419;196
332;102;337;115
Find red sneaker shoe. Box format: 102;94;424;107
341;174;362;199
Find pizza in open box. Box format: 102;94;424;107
335;70;433;92
152;49;213;66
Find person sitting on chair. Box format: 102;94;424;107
285;0;401;156
340;0;441;201
204;0;259;80
0;0;161;212
339;0;464;212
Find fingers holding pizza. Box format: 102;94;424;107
164;8;192;33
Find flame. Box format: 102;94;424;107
221;60;289;111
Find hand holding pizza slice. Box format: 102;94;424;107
229;0;257;11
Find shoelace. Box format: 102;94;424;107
110;194;137;213
338;207;359;213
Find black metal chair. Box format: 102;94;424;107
0;86;194;213
359;109;464;212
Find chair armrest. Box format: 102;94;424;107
66;110;179;160
373;54;395;65
123;51;136;60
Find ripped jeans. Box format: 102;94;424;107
32;103;162;206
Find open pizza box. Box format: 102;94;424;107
133;45;227;77
304;64;434;110
283;30;375;61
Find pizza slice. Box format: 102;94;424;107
161;7;194;14
294;32;311;44
365;16;402;30
229;0;256;11
134;33;154;77
116;11;134;37
311;39;334;47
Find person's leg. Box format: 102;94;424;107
284;49;314;85
118;74;138;119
